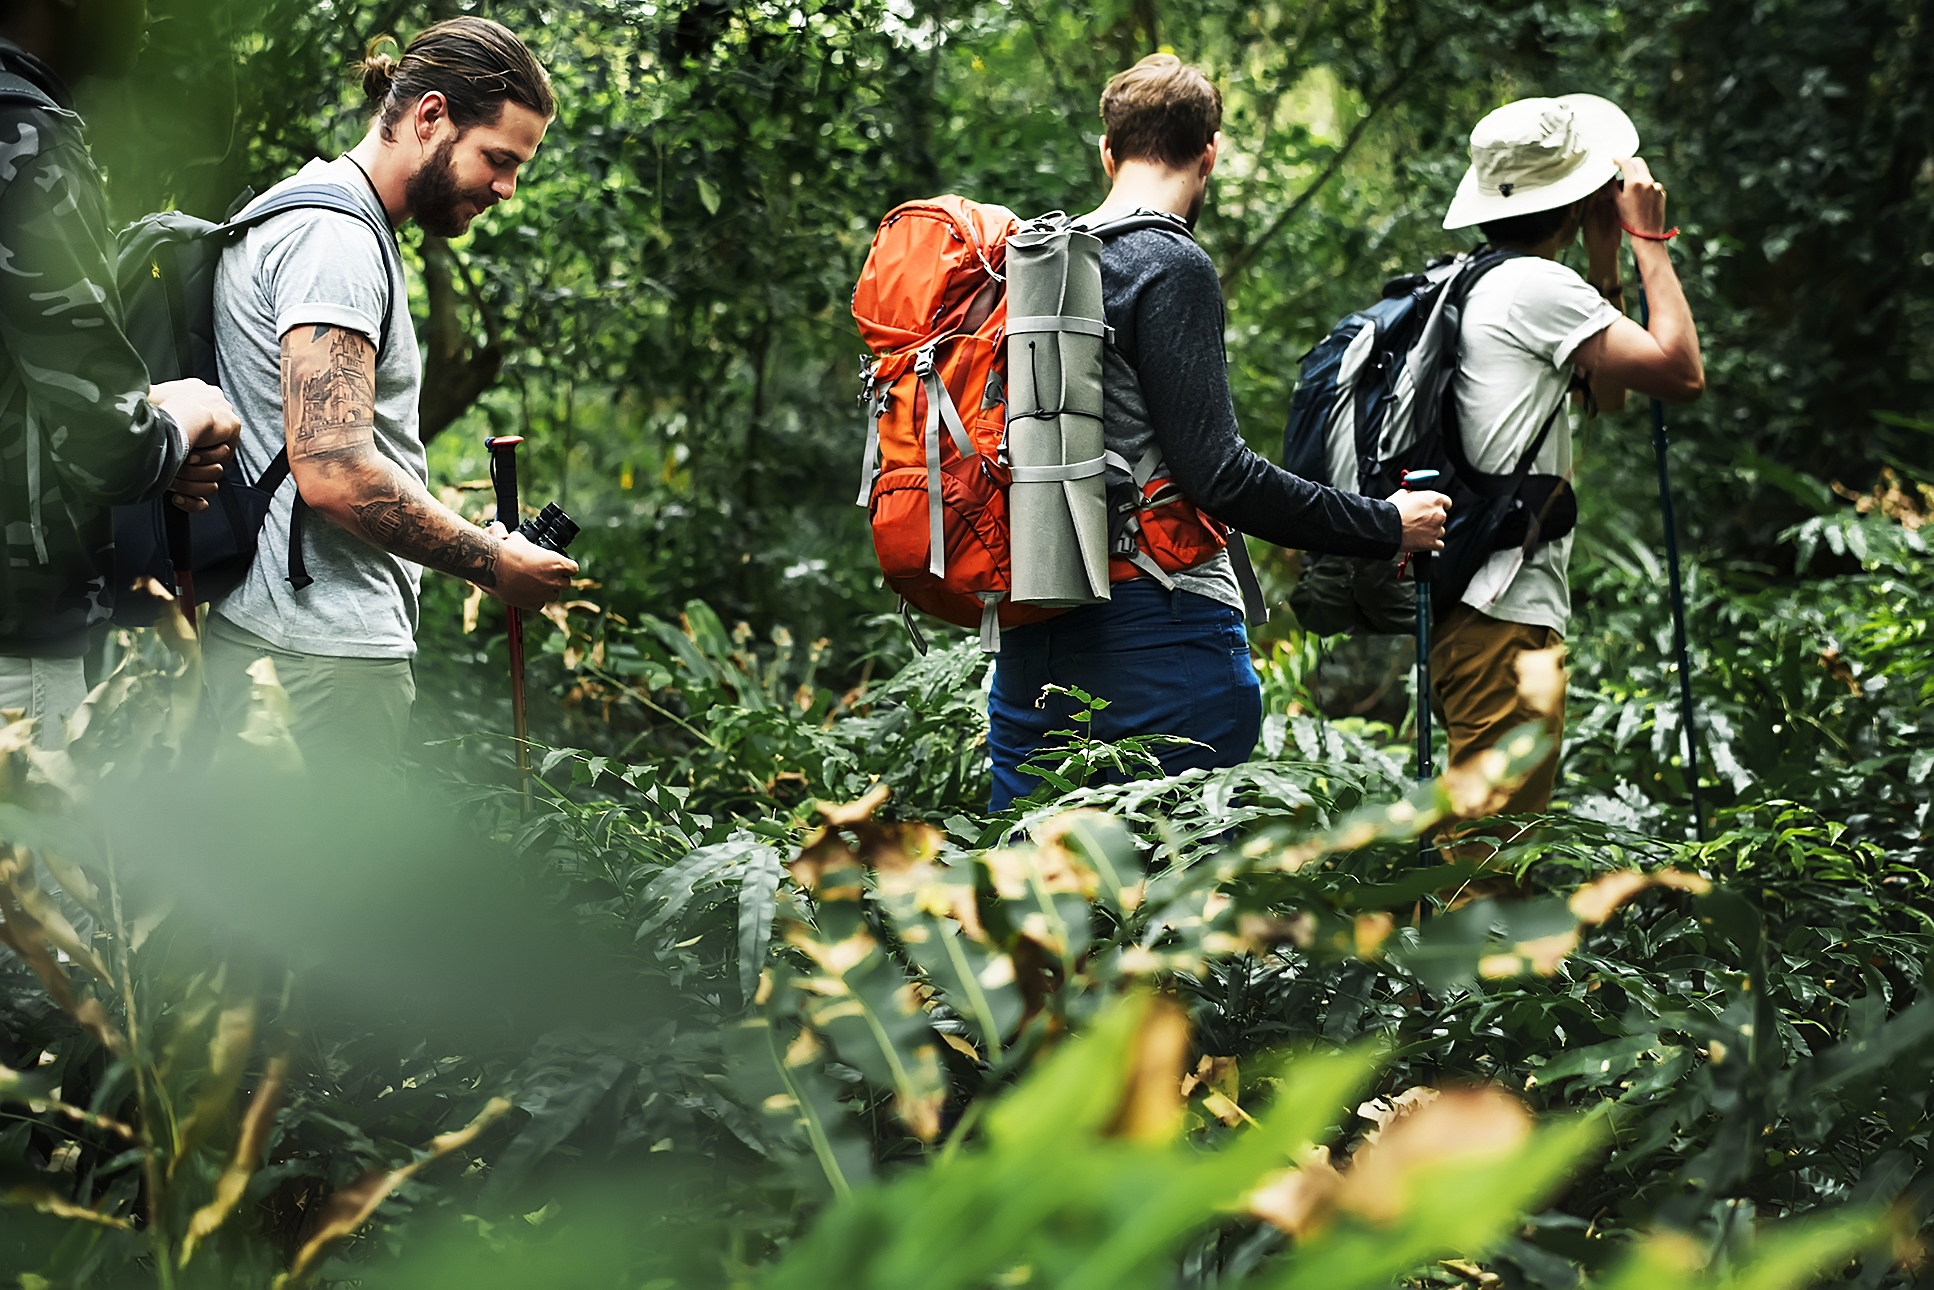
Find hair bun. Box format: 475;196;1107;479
360;38;400;101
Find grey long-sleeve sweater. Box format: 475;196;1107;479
1100;217;1401;611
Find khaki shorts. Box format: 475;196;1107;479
203;614;415;771
1429;601;1565;817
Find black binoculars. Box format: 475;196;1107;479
518;503;580;554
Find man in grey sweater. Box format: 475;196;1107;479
986;54;1451;809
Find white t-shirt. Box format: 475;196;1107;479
1451;257;1620;635
211;157;426;659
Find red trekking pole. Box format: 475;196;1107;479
485;435;531;808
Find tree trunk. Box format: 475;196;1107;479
417;235;504;444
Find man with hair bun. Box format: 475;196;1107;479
986;53;1452;809
0;0;240;749
204;16;575;769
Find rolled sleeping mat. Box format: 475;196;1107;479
1005;216;1111;607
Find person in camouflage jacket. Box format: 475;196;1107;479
0;3;237;744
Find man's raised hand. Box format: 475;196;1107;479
1389;488;1450;553
1611;156;1670;237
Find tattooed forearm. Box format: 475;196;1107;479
281;324;503;590
349;492;500;588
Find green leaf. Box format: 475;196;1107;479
737;843;785;1003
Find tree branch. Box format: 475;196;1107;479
1218;61;1418;289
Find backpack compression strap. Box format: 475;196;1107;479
1080;212;1272;624
222;183;403;592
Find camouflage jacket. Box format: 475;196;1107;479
0;41;184;657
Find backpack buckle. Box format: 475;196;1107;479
913;344;938;379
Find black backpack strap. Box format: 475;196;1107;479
224;183;401;357
1077;209;1195;243
248;448;312;590
227;183;399;592
1441;245;1564;496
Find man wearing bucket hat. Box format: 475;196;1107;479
1433;94;1704;820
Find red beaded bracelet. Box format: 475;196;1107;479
1622;221;1681;241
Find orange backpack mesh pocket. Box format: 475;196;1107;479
1106;476;1231;584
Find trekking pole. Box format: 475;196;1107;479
1637;282;1706;842
1402;468;1441;864
485;435;532;812
165;502;197;634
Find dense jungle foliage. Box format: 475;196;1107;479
2;0;1931;1285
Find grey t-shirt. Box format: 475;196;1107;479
211;156;424;659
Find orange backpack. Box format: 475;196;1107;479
852;196;1229;649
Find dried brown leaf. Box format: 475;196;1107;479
4;859;112;987
180;1049;291;1265
0;855;128;1055
1514;645;1567;720
814;783;891;827
1247;1146;1343;1238
1354;912;1396;959
1104;996;1190;1143
0;1062;134;1139
1341;1086;1532;1224
275;1097;512;1288
170;980;259;1178
1569;868;1709;925
3;1184;134;1229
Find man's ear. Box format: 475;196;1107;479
412;90;450;145
1200;131;1221;178
1098;136;1117;180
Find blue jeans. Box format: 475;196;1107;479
987;580;1262;811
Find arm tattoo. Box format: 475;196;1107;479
349;493;500;588
281;326;501;590
282;326;377;461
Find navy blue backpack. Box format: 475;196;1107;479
1281;247;1578;633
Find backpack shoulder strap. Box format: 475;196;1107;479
1078;210;1194;242
223;183;402;357
0;70;60;113
1443;246;1567;491
224;182;399;593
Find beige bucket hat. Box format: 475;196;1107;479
1442;94;1640;230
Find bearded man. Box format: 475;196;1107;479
205;17;576;768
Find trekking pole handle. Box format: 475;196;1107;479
1401;469;1440;579
485;435;524;528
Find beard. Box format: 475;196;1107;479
406;137;492;238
